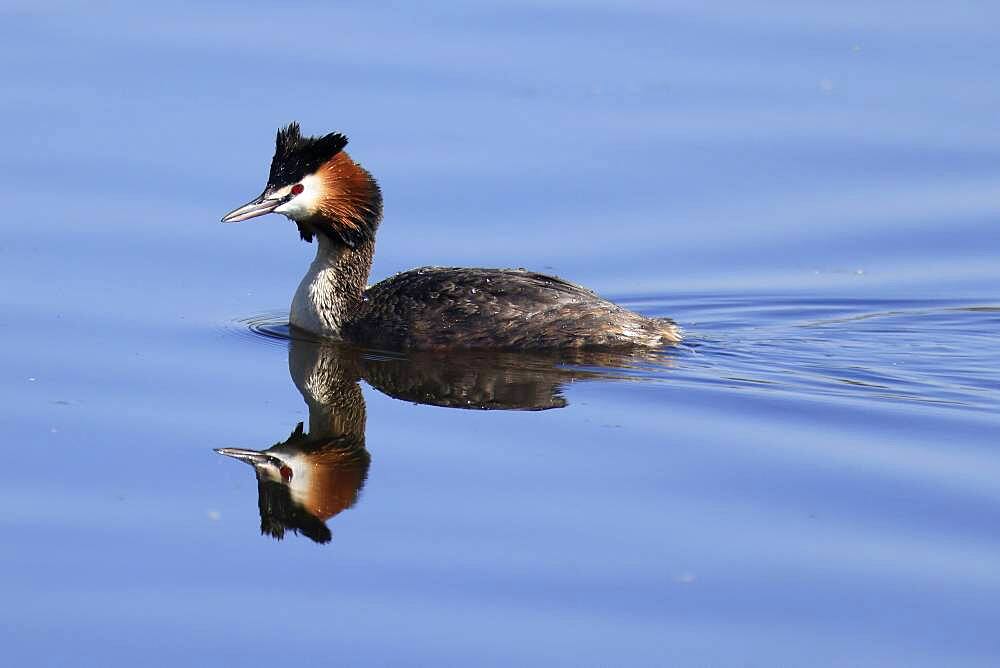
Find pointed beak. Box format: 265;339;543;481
220;195;283;223
215;447;272;466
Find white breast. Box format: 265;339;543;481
290;235;349;337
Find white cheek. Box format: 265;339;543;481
275;198;307;218
274;174;322;219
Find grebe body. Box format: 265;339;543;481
223;123;680;350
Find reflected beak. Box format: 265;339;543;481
215;447;272;466
220;195;284;223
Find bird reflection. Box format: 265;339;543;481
217;337;663;544
217;424;368;544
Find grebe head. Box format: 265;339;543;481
221;122;382;247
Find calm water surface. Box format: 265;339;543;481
3;2;1000;666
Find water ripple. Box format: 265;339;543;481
659;295;1000;412
222;311;297;349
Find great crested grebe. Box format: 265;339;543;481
221;123;680;350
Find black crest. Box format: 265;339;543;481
267;122;349;189
257;478;332;544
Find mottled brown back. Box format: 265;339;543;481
348;267;679;350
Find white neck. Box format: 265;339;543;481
289;234;373;338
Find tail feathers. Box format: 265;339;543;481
653;317;682;344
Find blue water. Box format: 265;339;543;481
3;2;1000;666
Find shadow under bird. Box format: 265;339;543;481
221;122;681;350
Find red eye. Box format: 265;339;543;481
291;183;304;196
